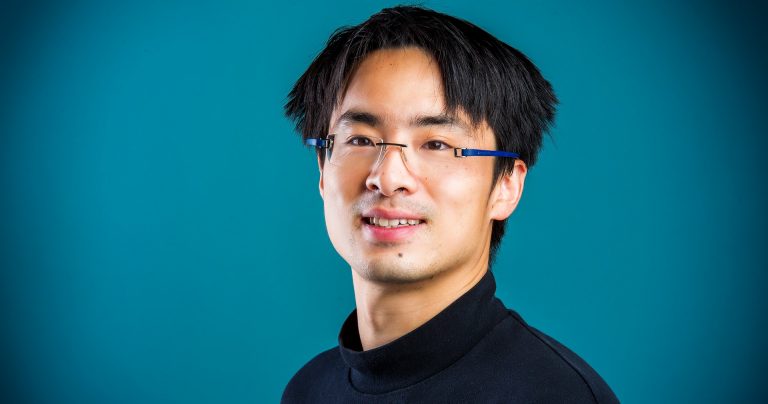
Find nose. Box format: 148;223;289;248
365;144;419;196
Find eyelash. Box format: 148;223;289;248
344;135;455;150
423;140;451;150
346;136;375;146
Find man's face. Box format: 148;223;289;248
319;47;520;284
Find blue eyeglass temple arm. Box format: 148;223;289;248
306;138;331;148
454;148;519;158
305;138;519;159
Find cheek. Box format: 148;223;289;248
322;169;366;234
427;162;495;227
324;168;366;208
322;173;352;258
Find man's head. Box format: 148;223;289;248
285;6;557;278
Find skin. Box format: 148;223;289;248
318;47;528;350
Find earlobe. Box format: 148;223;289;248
489;160;527;221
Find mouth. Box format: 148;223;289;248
360;208;427;243
364;216;425;228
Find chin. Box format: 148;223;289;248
352;258;442;285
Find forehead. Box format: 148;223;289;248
331;47;493;142
334;47;447;126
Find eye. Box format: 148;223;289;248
423;140;451;151
346;136;376;147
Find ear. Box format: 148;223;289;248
489;159;527;221
317;154;325;200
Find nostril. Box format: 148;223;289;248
365;177;381;192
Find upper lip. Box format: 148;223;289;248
362;207;424;221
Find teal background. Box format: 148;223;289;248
2;0;766;402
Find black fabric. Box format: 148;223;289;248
282;271;619;403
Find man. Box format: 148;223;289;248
281;6;618;403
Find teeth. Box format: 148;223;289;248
368;217;422;228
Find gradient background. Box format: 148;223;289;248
2;0;766;402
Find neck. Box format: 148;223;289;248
351;260;488;351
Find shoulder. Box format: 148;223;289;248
474;310;619;404
281;347;345;403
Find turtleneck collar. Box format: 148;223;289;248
337;270;509;394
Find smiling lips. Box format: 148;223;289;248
366;217;423;228
361;209;426;242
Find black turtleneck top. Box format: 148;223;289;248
282;271;619;403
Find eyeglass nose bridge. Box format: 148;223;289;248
373;141;409;168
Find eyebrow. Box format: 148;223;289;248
336;110;469;133
336;110;380;127
411;114;468;132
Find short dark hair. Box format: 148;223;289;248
285;5;557;263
